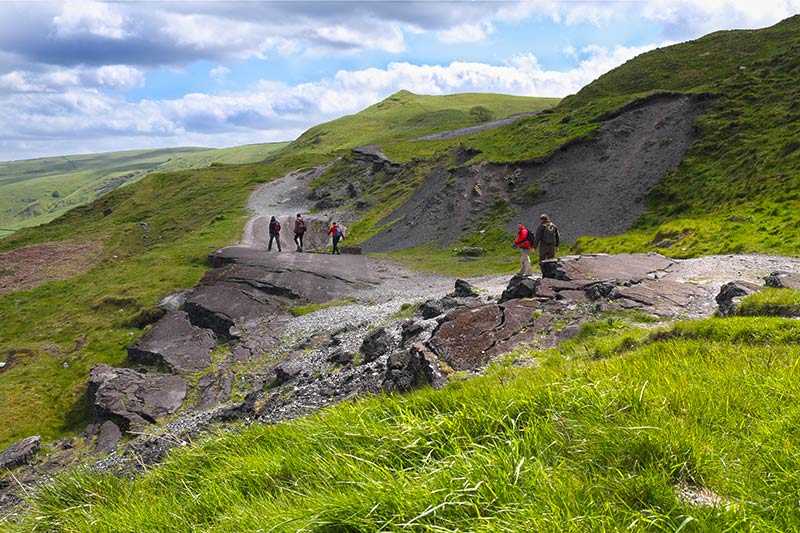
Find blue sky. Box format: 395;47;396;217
1;0;798;161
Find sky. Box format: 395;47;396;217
1;1;799;161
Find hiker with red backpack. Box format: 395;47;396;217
294;213;306;252
268;216;282;252
513;222;534;276
533;214;560;268
328;222;344;255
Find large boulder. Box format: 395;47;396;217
128;311;216;373
0;436;40;469
428;300;547;370
716;281;761;316
499;275;537;303
420;296;461;319
452;279;480;298
88;365;187;430
360;328;396;363
765;271;800;290
383;343;444;392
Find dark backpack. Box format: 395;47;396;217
540;223;557;245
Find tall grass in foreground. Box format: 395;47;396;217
11;316;800;532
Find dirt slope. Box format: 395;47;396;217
364;94;706;252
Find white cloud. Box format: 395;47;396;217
438;22;494;44
52;0;128;39
0;42;667;160
210;66;231;81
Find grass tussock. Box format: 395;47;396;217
735;288;800;317
10;314;800;532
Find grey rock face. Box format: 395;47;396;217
765;271;800;290
196;371;233;410
94;421;122;454
499;275;537;303
128;311;216;373
716;281;761;316
360;328;396;363
0;436;40;469
383;343;443;392
88;365;187;430
452;279;480;298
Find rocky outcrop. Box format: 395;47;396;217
383;343;444;392
128;311;216;373
360;328;396;363
452;279;479;298
499;275;537;302
94;421;122;454
765;271;800;290
0;436;40;469
196;371;233;410
88;365;187;430
428;299;572;371
716;281;761;316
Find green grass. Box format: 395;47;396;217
735;288;800;317
0;143;288;233
289;90;559;162
289;298;356;317
0;152;324;448
12;314;800;531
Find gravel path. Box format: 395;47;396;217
415;111;542;141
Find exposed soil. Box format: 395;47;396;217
0;241;102;295
364;94;707;252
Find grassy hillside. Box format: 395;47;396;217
0;151;323;448
0;92;545;447
289;91;558;161
13;311;800;531
0;143;288;234
481;17;800;258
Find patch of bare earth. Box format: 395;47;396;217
0;241;102;295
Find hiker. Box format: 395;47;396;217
512;222;534;277
328;222;344;255
294;213;306;252
268;216;282;252
533;214;560;267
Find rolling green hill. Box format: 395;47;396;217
3;16;800;530
0;142;288;235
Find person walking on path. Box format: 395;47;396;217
294;213;306;252
513;222;534;277
328;222;344;255
533;214;560;267
268;216;282;252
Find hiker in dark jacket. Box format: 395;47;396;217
533;214;560;267
293;213;306;252
268;216;282;252
512;223;533;276
328;222;344;255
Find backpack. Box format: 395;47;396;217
334;226;344;238
295;219;306;233
540;223;557;245
525;228;536;247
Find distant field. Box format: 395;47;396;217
0;142;289;233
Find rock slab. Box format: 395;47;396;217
128;311;216;373
0;436;40;469
88;365;187;430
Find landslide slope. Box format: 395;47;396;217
319;15;800;269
